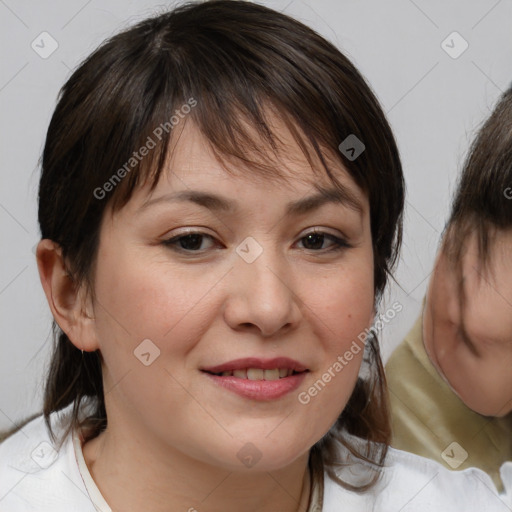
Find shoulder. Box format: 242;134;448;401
0;405;95;512
322;439;510;511
378;447;506;509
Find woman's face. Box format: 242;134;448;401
86;118;374;472
424;230;512;417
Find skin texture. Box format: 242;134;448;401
423;229;512;417
36;117;375;512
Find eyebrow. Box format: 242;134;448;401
139;184;364;216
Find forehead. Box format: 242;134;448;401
139;116;367;209
462;229;512;277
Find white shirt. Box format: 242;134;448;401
1;404;511;511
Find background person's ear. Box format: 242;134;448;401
36;239;99;352
427;247;461;323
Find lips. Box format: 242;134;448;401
201;357;309;400
201;357;308;375
214;368;294;380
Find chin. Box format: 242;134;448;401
460;395;510;418
203;438;310;474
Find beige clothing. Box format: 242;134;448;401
386;310;512;491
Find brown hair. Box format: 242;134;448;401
14;0;403;495
442;87;512;293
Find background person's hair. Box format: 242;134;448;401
35;0;403;492
442;87;512;295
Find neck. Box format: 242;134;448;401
82;419;313;512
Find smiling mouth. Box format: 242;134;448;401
204;368;307;380
201;358;309;400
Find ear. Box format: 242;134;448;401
423;245;464;368
36;239;99;352
427;247;460;323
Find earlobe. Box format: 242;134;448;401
35;239;99;352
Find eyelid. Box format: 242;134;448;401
162;227;351;256
161;226;217;242
162;226;348;243
300;226;349;240
165;226;214;236
162;230;219;250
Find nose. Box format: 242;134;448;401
223;245;302;338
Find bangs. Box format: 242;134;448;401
107;11;369;213
110;95;356;214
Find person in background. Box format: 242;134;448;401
386;87;512;491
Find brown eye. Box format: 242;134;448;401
163;232;217;252
297;231;350;252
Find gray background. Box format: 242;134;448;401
1;0;511;430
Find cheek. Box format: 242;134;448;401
295;263;374;420
436;305;512;416
445;351;512;416
464;296;512;348
89;247;229;408
93;245;221;343
90;246;223;422
309;263;375;344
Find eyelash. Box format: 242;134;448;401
162;229;351;255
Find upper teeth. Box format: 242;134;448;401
218;368;293;380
